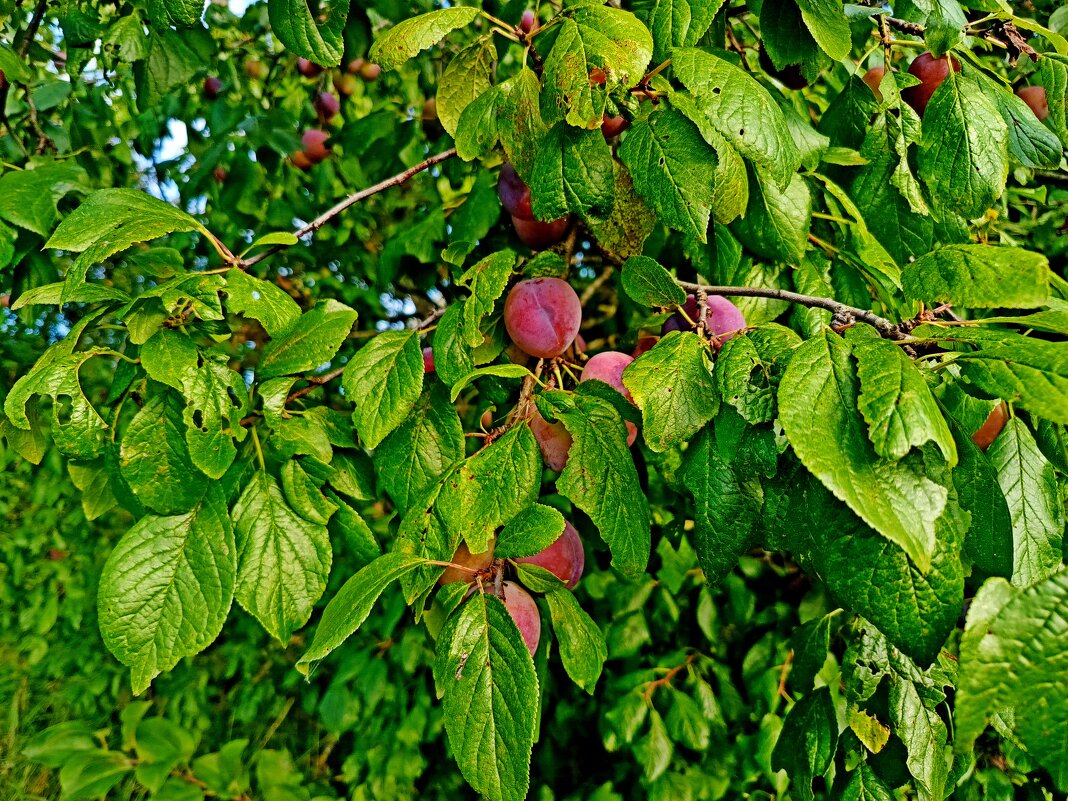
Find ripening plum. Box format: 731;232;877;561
244;58;269;81
314;91;340;122
203;76;222;100
359;62;382;81
503;278;582;358
297;57;323;78
601;114;629;139
302;129;331;163
632;336;659;357
501;581;541;656
903;52;960;116
1016;86;1049;121
512;215;570;249
519;10;536;34
213;166;228;183
498;163;535;220
291;150;313;171
439;540;495;585
581;351;637;445
862;66;885;101
422;346;435;374
972;402;1008;451
662;294;747;344
516;521;584;589
333;72;359;97
529;410;573;472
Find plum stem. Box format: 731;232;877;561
676;280;900;338
238;148;457;270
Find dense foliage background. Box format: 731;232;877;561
1;0;1067;799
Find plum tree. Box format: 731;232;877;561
663;294;747;344
972;402;1009;450
314;92;340;122
528;410;573;472
297;57;322;78
903;52;960;116
1016;86;1049;120
500;582;541;656
516;521;584;589
863;66;885;101
503;278;582;358
581;351;638;445
302;129;331;163
439;541;495;585
203;76;222;100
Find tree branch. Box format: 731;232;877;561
238;147;458;270
676;280;900;337
0;0;50;140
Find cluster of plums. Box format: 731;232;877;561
440;522;585;655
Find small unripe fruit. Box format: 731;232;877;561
203;76;222;100
439;541;495;585
359;62;382;81
601;114;629;139
213;166;227;183
480;409;494;430
333;72;359;97
529;410;573;472
244;58;269;80
302;129;331;163
347;58;365;75
519;10;536;34
314;91;340;121
903;52;960;117
504;277;582;359
1016;86;1049;121
511;215;570;249
422;346;435;374
516;521;585;589
862;66;885;101
291;150;313;171
972;402;1008;451
589;68;607;86
298;57;323;78
501;581;541;656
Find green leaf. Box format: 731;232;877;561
530;123;615;223
839;764;895;801
974;72;1063;170
343;329;422;448
499;68;547;179
139;329;196;391
448;364;533;402
586;162;660;260
436;593;539;801
0;45;32;83
618;108;718;242
546;589;607;692
495;504;567;559
232;472;332;642
987;418;1064;588
281;459;337;526
778;330;947;571
635;710;673;782
638;0;726;63
437;35;496;137
136;29;205;111
795;0;851;60
455;85;503;162
540;6;653;128
902;245;1050;310
777;468;964;667
98;486;235;694
11;282;131;311
432;303;476;387
771;688;838;801
438;425;542;554
682;423;764;583
889;675;951;801
296;552;427;674
956;571;1068;791
918;74;1008;219
258;299;357;379
59;751;134;801
0;162;87;236
731;168;811;265
620;255;687;308
375;383;464;513
848;327;956;464
456;250;515;347
147;0;202;26
549;392;651;578
623;331;718;452
789;611;840;694
237;231;299;257
714;323;801;424
224;269;301;337
267;0;348;65
324;490;381;569
183;360;250;480
369;7;481;71
120;392;208;515
673;47;801;188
